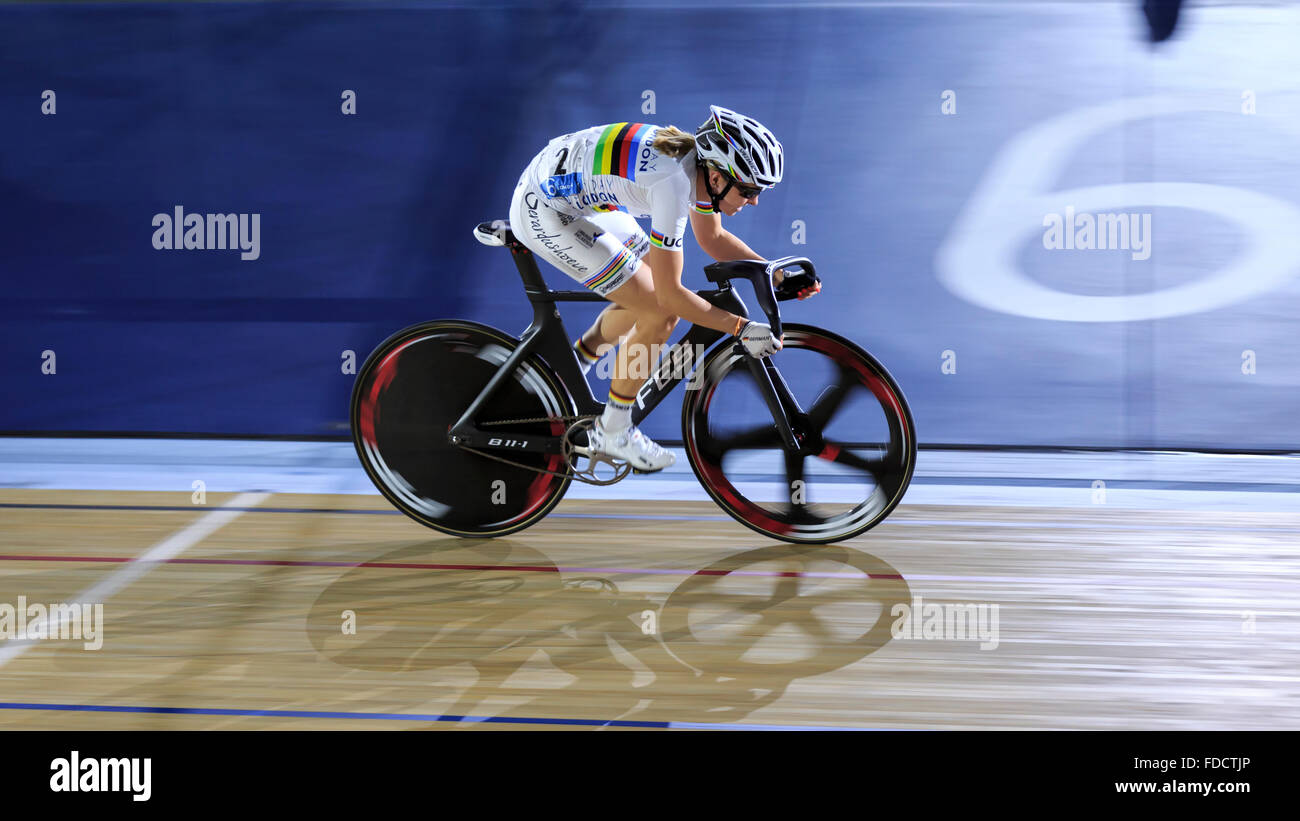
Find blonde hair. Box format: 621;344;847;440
652;125;696;158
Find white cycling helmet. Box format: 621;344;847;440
694;105;784;197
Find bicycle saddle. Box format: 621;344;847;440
473;220;515;247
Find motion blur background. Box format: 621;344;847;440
3;0;1297;450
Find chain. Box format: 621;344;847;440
459;444;581;480
479;414;596;427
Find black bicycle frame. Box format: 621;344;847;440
449;234;807;454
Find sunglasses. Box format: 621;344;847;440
710;165;762;199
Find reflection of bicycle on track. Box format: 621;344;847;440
308;539;910;726
350;222;917;544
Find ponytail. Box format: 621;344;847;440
651;125;696;159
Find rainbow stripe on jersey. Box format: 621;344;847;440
582;235;643;291
591;123;657;182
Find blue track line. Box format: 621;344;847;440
0;701;868;731
3;502;1299;533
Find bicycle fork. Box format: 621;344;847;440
741;347;806;452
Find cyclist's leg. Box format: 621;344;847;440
510;182;656;371
583;263;678;471
509;182;675;470
599;265;678;405
573;210;662;364
578;303;636;363
563;215;679;409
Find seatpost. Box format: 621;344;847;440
507;240;550;291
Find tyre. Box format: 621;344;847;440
350;320;574;537
682;324;916;544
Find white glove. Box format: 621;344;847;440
738;321;783;358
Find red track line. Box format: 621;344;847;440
0;554;902;580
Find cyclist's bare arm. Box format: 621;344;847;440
644;246;745;335
690;209;762;262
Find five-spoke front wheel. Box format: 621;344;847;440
682;324;916;544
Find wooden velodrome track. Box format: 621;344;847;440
1;487;1297;730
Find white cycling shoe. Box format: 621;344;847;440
587;420;676;474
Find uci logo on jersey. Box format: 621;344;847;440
662;236;683;249
541;172;583;199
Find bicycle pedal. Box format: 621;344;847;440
630;466;668;476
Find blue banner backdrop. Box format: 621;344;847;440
3;1;1299;448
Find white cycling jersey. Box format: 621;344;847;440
521;122;714;251
510;122;717;296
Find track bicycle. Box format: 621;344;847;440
349;219;916;544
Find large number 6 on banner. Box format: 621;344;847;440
935;95;1300;322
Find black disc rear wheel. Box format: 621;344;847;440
350;320;573;537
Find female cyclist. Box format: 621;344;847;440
508;105;818;473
